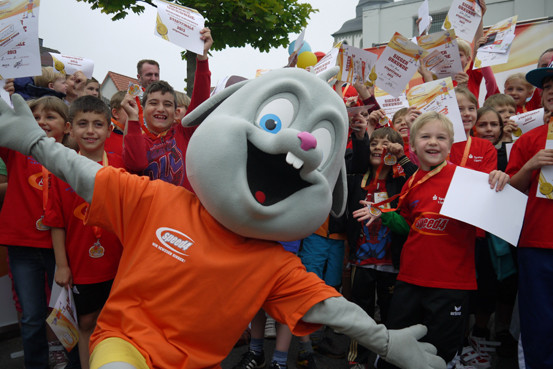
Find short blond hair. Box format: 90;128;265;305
457;39;472;59
34;67;65;88
409;111;454;148
175;91;190;109
505;73;534;91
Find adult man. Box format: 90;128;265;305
136;60;160;89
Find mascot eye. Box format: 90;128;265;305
257;98;294;133
311;127;332;168
259;114;282;134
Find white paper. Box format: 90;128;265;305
406;77;467;143
511;108;544;141
46;286;79;351
374;32;427;97
313;45;340;76
293;29;306;53
478;16;517;54
417;0;430;36
417;29;464;79
441;166;528;245
154;0;205;55
49;53;94;78
0;0;41;78
338;44;378;85
374;87;409;119
474;44;511;69
442;0;482;42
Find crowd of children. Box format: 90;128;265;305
0;3;552;369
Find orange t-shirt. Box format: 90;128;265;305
88;167;340;368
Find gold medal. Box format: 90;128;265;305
89;240;105;258
379;116;389;127
444;17;451;30
384;153;397;166
513;128;522;137
369;206;382;217
369;67;377;83
54;59;64;72
156;14;169;40
36;216;50;231
474;58;482;68
539;182;553;195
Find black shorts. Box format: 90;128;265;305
73;280;113;316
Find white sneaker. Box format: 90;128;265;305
48;343;68;369
460;346;491;369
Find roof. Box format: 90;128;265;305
332;17;363;37
101;71;139;91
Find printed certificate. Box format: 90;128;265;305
154;0;205;55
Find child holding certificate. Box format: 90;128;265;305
507;60;553;369
355;112;509;368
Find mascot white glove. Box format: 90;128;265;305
0;94;47;155
0;93;100;203
303;297;446;369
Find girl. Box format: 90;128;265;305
449;86;497;173
346;126;417;367
504;73;537;114
355;112;509;368
474;106;509;171
0;96;70;369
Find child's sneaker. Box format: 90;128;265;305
48;342;68;369
459;346;491;369
296;350;318;369
469;335;501;355
268;361;283;369
232;350;265;369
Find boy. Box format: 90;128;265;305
43;95;123;369
122;29;213;192
34;67;67;96
506;60;553;369
357;112;509;368
504;73;536;114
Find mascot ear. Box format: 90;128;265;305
181;79;249;127
330;163;347;217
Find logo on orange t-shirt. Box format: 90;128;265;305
152;227;195;263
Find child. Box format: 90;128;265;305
34;67;67;96
43;95;123;369
175;91;191;123
84;78;101;98
504;73;536;114
356;112;509;368
122;30;213;191
104;91;126;157
65;71;87;104
0;96;70;369
346;126;417;367
474;106;507;169
392;108;409;152
506;59;553;369
449;86;497;173
483;93;517;143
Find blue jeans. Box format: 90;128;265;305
8;246;55;369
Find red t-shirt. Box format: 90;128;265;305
0;149;52;248
506;124;553;250
104;130;124;157
467;62;499;101
450;136;497;173
398;163;477;290
43;154;124;284
88;167;340;368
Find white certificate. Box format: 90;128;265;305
314;44;340;76
338;44;378;85
511;108;544;141
406;77;466;143
478;16;517;54
417;0;431;36
0;0;41;78
374;87;409;119
441;166;528;245
154;0;205;55
417;29;463;79
474;44;512;69
442;0;482;42
49;53;94;78
374;32;427;98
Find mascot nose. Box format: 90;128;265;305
297;132;317;151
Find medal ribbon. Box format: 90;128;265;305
459;136;472;168
42;166;50;212
78;152;109;240
111;117;125;132
361;147;389;191
370;160;447;213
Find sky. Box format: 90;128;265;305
38;0;357;92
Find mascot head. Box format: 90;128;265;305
183;67;347;241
